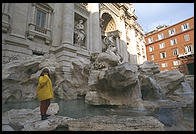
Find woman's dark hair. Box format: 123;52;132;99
40;68;51;78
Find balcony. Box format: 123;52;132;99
35;26;47;34
27;23;51;44
178;51;194;58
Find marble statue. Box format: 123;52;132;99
90;33;123;70
103;33;115;47
105;44;123;64
74;20;85;46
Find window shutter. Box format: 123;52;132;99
170;40;173;45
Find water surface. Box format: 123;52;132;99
2;99;150;118
2;98;194;131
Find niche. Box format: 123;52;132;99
74;13;87;48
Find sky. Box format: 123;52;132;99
132;3;194;33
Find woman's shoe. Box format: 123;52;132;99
41;115;48;120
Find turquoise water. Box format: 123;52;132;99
2;99;150;119
2;100;40;113
2;99;194;131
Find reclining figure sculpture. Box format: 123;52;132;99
90;33;123;70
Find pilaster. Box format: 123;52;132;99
62;3;74;45
88;3;102;53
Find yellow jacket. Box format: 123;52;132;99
37;75;54;101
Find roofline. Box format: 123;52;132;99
145;16;194;37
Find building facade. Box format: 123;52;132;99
2;3;146;77
145;17;194;75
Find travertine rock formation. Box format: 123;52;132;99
2;103;165;131
2;52;194;111
2;103;73;131
67;115;165;131
86;62;144;109
85;56;194;111
2;54;90;103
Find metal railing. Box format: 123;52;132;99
178;51;194;58
35;25;47;34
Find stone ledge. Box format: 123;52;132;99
55;44;77;53
67;115;165;131
4;35;29;48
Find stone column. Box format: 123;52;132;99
30;5;36;24
119;16;128;62
88;3;102;53
129;26;138;64
56;3;77;78
47;12;51;29
28;4;36;37
62;3;74;45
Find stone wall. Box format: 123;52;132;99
2;3;146;75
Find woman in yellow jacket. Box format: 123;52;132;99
37;68;54;120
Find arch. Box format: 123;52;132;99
100;9;118;26
100;9;118;35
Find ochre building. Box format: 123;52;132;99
145;17;194;75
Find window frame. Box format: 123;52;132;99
173;48;179;56
181;23;189;32
168;28;176;36
159;42;165;49
158;33;164;40
148;37;153;44
35;9;46;28
184;34;190;42
170;38;177;45
161;62;168;68
185;45;193;53
160;52;166;59
27;3;53;44
173;60;180;66
150;54;154;61
149;46;154;52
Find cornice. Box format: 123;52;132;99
101;3;120;17
74;3;90;17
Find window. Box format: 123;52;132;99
148;37;153;44
168;28;176;36
173;60;180;66
160;52;166;58
159;43;165;49
161;62;168;68
36;9;46;28
149;46;154;52
2;3;11;32
27;3;53;44
181;23;189;31
170;38;177;45
184;34;190;42
150;55;154;61
33;51;44;56
185;45;193;53
173;48;179;56
158;33;164;40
